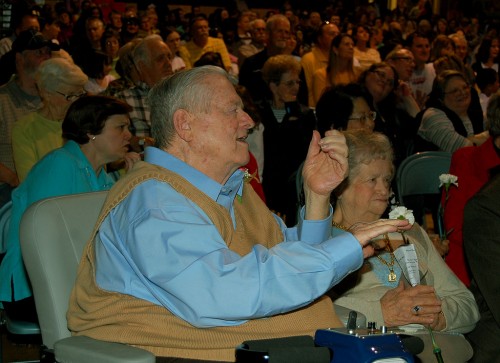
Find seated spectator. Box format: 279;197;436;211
0;96;140;323
463;164;500;363
315;83;374;134
330;129;479;363
260;55;316;225
103;38;141;97
0;30;57;206
164;27;190;72
471;35;499;74
236;18;267;68
121;15;140;44
113;35;173;138
101;28;121;79
476;68;499;123
416;70;486;152
185;16;232;72
311;33;360;107
444;93;500;286
12;57;87;181
406;31;435;109
0;11;40;59
430;34;455;62
79;50;115;94
353;25;381;71
67;65;410;361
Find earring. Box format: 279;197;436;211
91;136;96;140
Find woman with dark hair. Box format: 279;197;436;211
315;83;374;134
358;62;415;166
472;35;499;74
0;96;141;323
353;24;381;71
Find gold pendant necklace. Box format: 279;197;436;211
376;234;397;282
376;253;397;282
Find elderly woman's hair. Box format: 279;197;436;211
35;57;88;93
62;96;132;144
100;28;121;50
316;83;367;134
261;54;301;85
149;65;230;149
430;69;468;102
486;92;500;137
334;130;394;197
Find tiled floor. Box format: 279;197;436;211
0;325;41;363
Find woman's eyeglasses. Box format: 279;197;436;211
55;91;87;101
444;84;470;97
371;70;395;87
349;111;377;123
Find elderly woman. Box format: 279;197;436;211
0;96;140;323
417;70;487;152
315;83;375;135
259;54;316;225
12;57;88;181
329;129;479;362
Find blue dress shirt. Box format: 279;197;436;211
95;147;363;328
0;140;115;302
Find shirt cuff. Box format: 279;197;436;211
296;205;333;244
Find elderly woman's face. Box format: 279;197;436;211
442;76;471;115
273;70;300;103
340;158;392;222
365;66;395;103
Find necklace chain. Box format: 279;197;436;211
332;220;349;231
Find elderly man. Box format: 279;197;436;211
236;18;267;68
68;65;410;361
239;14;291;103
0;11;40;59
184;15;232;72
0;29;57;206
113;34;173;137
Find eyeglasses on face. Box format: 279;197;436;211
55;91;87;101
444;84;470;97
371;70;395;87
349;111;377;123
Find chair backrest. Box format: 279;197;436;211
396;151;452;203
19;191;108;349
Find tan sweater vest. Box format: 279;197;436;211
67;161;342;362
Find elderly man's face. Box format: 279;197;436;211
389;49;415;81
86;19;104;42
189;74;255;183
268;19;290;50
140;39;173;86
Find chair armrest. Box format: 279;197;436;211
55;336;155;363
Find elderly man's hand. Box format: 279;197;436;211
302;130;348;220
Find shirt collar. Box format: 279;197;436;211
144;147;245;206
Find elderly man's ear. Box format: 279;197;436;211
173;109;194;142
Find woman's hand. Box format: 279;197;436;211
467;131;489;146
380;280;445;330
0;163;19;187
302;130;348;220
123;152;142;171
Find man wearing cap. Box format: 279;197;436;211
0;29;58;206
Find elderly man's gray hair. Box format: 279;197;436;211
149;65;230;149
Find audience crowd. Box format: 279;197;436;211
1;0;499;361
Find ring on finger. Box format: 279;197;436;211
412;305;421;315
